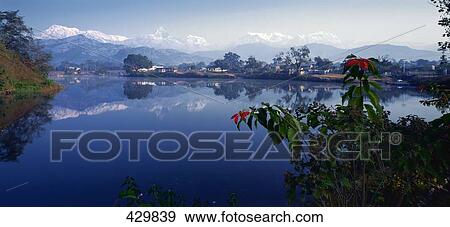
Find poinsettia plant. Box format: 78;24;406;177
229;55;450;207
231;55;384;140
342;55;383;122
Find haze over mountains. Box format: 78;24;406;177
36;25;441;66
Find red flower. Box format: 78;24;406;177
239;111;250;120
345;58;370;70
231;111;251;124
231;113;239;124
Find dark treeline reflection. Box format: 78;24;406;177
123;80;154;100
0;97;52;162
122;78;428;111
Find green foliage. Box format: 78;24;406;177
314;56;333;68
210;52;244;72
431;0;450;52
244;56;266;74
118;177;239;207
420;84;450;113
276;46;311;75
0;10;52;75
123;54;153;73
0;77;56;94
228;193;239;207
118;177;184;207
234;56;450;206
341;55;383;122
0;10;33;60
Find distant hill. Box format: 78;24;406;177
112;47;212;66
39;35;213;66
194;43;441;62
347;44;441;61
194;43;282;62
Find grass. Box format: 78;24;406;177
0;77;61;95
0;43;62;96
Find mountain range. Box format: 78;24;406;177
36;25;441;66
194;43;442;62
39;35;211;66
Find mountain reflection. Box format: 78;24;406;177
42;76;439;122
0;97;52;162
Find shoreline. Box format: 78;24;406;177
122;72;420;87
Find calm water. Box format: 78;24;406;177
0;75;442;206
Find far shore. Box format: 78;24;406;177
51;70;450;87
123;71;410;85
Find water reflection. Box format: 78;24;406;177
123;80;154;100
45;76;441;122
0;75;444;206
0;96;52;162
0;76;440;163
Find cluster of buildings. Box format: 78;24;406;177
136;65;175;73
135;66;230;74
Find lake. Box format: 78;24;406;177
0;75;442;206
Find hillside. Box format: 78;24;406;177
0;44;43;83
0;44;60;95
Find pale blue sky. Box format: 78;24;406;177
1;0;443;48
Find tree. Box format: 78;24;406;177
0;10;52;75
244;56;264;74
376;56;401;74
210;52;243;72
432;0;450;52
432;0;450;74
0;11;33;60
279;46;311;75
178;62;206;71
314;56;333;69
272;54;287;73
123;54;152;73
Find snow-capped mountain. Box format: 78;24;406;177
36;25;439;62
185;35;210;50
40;34;212;65
124;27;210;52
124;27;184;50
37;25;343;51
36;25;128;43
236;31;342;47
237;32;295;46
297;31;342;46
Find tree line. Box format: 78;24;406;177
0;10;52;76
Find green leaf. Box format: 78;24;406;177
279;122;288;138
287;128;298;142
368;60;379;76
354;86;362;97
369;81;382;90
268;118;274;131
342;85;356;104
367;89;381;112
363;79;370;92
257;109;267;127
343;73;352;83
246;115;253;130
364;104;377;121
